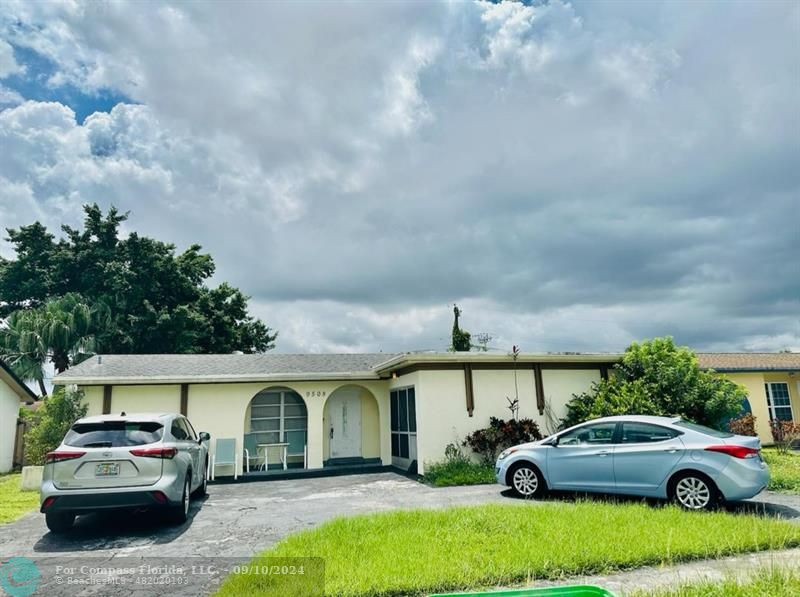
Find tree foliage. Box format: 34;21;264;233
562;337;746;430
450;304;471;352
24;387;88;466
0;204;277;358
0;293;107;395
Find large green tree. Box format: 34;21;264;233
562;337;746;430
0;204;277;356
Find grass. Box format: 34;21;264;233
216;501;800;597
0;473;39;524
635;567;800;596
423;459;496;487
762;448;800;493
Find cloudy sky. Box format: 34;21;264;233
0;0;798;354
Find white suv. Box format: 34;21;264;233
40;412;210;533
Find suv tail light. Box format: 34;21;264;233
45;451;86;463
705;445;759;459
130;447;177;459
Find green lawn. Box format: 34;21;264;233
422;460;496;487
217;501;800;597
0;473;39;524
636;567;800;596
763;448;800;493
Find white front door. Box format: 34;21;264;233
329;391;362;458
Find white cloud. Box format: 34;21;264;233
0;0;798;353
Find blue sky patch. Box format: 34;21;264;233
3;44;132;122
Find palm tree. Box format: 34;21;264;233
0;294;109;397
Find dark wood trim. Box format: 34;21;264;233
533;364;545;415
539;362;615;370
600;365;609;381
102;385;112;414
180;383;189;415
464;364;474;417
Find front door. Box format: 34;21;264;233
329;391;362;459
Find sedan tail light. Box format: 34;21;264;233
45;450;86;463
705;445;759;459
130;447;177;459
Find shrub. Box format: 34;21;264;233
24;387;87;465
463;417;542;464
770;419;800;455
423;444;496;487
728;413;757;437
562;337;746;430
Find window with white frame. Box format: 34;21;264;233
765;382;793;421
249;389;307;445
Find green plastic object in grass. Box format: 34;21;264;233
430;585;618;597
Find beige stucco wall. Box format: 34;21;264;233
0;379;20;473
79;379;390;474
414;367;602;474
80;386;104;416
541;369;603;435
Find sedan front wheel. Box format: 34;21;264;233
508;462;546;498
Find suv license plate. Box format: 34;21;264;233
95;462;120;476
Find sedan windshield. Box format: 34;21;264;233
64;421;164;447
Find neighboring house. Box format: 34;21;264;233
698;353;800;445
0;359;37;473
53;352;618;475
51;351;799;477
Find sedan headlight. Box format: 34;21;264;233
498;447;518;461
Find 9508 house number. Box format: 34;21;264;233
305;390;327;398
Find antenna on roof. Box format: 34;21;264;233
97;355;102;365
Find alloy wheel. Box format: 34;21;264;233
675;476;711;510
512;467;539;496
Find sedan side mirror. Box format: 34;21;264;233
198;431;211;443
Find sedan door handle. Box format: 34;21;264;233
663;447;679;453
596;450;611;456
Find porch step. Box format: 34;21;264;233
213;462;394;483
323;457;381;467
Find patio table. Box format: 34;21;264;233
258;442;290;471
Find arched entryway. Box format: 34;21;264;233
323;385;380;465
245;386;308;471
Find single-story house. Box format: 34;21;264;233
52;352;618;475
51;351;799;477
0;359;38;473
698;352;800;445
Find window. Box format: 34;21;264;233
183;418;198;441
674;420;733;438
65;422;164;447
171;419;188;440
621;422;679;444
766;382;793;421
557;422;617;446
390;387;416;459
249;389;308;446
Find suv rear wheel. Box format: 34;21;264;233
169;475;190;524
45;511;75;533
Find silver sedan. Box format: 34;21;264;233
496;415;769;510
40;412;210;533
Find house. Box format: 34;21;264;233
51;350;799;477
52;352;618;475
698;352;800;444
0;359;38;473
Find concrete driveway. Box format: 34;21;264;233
0;473;797;596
